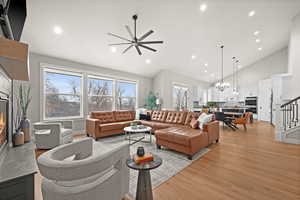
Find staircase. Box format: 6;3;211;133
279;96;300;144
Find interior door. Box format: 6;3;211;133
258;79;272;122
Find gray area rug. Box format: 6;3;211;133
94;133;210;198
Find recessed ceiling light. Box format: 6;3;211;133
200;4;207;12
248;10;256;17
204;63;208;67
254;30;260;36
53;26;63;35
255;38;261;43
204;70;208;73
258;47;263;51
145;59;151;64
110;46;117;53
191;55;196;60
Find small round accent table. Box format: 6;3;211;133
126;154;162;200
124;126;152;145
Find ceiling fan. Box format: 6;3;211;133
108;14;163;55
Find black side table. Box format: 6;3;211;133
126;154;162;200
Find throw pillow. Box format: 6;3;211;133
197;113;213;129
190;118;199;129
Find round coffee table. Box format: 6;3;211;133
126;154;162;200
124;126;152;145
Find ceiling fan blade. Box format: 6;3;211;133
138;30;154;41
107;33;131;42
138;44;157;52
125;25;134;40
139;40;164;44
123;45;134;54
135;45;142;55
109;42;133;46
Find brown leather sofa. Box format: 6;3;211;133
139;111;219;159
86;111;135;139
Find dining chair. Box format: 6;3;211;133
233;112;251;130
215;112;237;131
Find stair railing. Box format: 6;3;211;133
280;96;300;131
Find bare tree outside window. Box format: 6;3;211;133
116;81;136;110
173;85;188;111
44;71;82;119
87;77;113;112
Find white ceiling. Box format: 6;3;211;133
22;0;300;82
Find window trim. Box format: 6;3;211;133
41;65;84;121
87;75;115;112
172;83;189;110
115;79;138;111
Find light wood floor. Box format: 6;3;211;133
35;121;300;200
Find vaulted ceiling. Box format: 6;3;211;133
22;0;300;82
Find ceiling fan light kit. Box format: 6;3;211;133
108;14;163;55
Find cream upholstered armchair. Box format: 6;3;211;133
37;138;130;200
33;120;73;149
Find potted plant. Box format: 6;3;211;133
145;91;157;110
19;84;31;142
13;98;24;147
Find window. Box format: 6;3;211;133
116;81;137;110
43;68;83;119
173;85;188;110
87;76;114;112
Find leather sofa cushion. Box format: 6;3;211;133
151;111;168;122
114;111;134;122
100;122;124;131
184;112;201;125
190;118;199;129
90;112;115;123
165;111;187;124
155;127;204;146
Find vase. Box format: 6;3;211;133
21;118;31;143
13;130;24;147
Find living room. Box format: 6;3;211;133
0;0;300;200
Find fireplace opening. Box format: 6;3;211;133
0;98;9;149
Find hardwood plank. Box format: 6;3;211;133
35;122;300;200
153;121;300;200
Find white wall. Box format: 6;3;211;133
210;47;288;102
283;13;300;100
152;70;210;110
27;53;153;128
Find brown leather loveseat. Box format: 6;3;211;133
86;111;135;139
140;110;219;159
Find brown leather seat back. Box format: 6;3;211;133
90;112;115;123
114;111;135;122
184;112;201;125
165;111;187;124
151;111;168;122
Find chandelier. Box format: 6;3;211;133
215;45;230;92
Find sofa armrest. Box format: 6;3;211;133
205;121;220;144
86;118;100;137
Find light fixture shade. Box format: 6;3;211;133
156;98;161;105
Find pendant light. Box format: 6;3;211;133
215;45;230;92
233;59;239;95
232;56;236;93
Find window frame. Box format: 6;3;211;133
87;75;115;112
172;83;189;110
41;66;84;120
115;79;138;111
